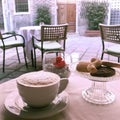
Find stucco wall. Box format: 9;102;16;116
0;0;4;29
10;0;57;30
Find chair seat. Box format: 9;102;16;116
0;31;28;72
105;45;120;54
34;40;62;50
0;36;23;47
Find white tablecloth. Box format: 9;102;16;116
19;26;41;60
0;71;120;120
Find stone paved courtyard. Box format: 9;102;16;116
0;33;118;83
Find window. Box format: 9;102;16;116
15;0;29;13
109;0;120;24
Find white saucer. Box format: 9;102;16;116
4;91;68;119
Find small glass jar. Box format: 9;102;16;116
43;51;71;78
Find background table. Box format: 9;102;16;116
19;26;41;60
0;72;120;120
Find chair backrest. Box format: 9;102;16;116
40;24;68;42
99;23;120;44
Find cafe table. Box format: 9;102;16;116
19;26;41;60
1;71;120;120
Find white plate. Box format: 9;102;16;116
4;91;68;119
69;62;120;82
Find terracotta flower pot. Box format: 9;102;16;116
84;30;100;37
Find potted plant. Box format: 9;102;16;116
34;5;51;25
80;0;109;37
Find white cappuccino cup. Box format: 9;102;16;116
16;71;68;107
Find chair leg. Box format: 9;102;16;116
118;57;120;62
16;47;20;63
31;50;34;67
101;52;104;60
41;51;44;68
56;52;58;56
56;51;65;58
3;50;5;72
33;48;37;69
23;47;28;68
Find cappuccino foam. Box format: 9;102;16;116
17;71;60;86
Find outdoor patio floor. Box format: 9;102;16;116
0;32;118;83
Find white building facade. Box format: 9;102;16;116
1;0;120;34
2;0;57;32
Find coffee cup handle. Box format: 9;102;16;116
58;78;68;94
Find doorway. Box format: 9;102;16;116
57;3;76;32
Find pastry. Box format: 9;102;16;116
87;58;102;73
90;66;115;77
76;58;102;73
76;58;120;75
102;61;120;68
76;61;90;72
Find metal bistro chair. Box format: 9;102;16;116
0;31;28;72
99;23;120;62
32;24;68;68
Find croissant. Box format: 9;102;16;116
76;58;120;73
76;58;102;73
